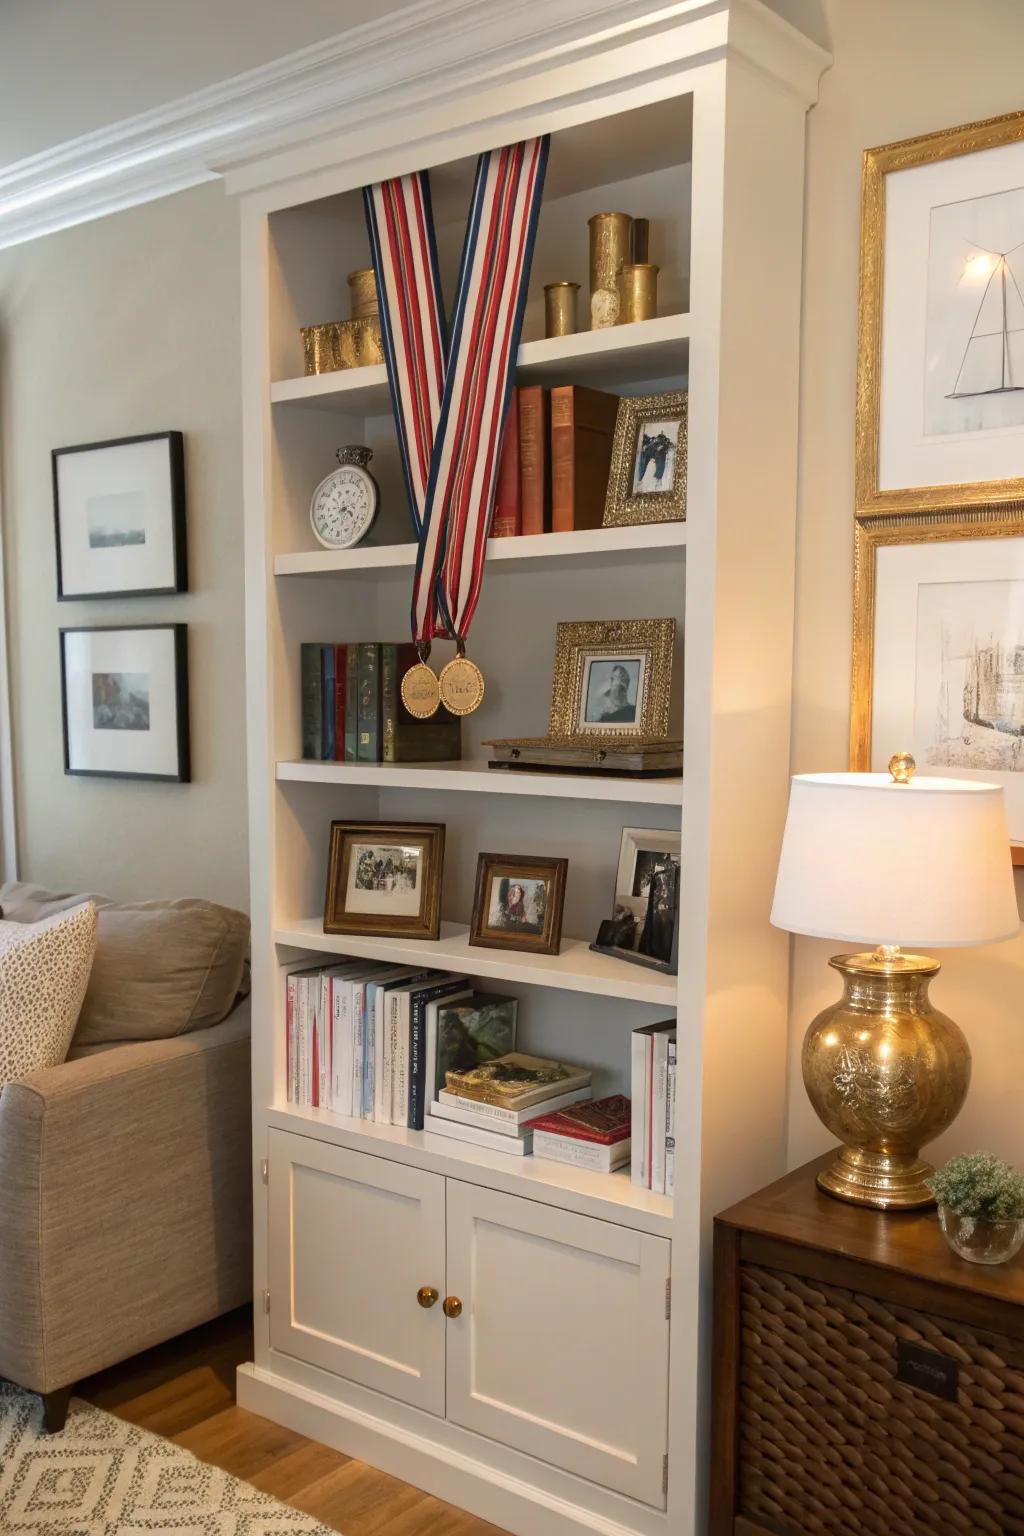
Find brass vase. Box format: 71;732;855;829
588;212;631;328
803;949;970;1210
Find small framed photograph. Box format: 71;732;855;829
53;432;187;599
325;821;444;940
470;853;568;955
615;827;682;934
548;618;674;741
603;391;686;526
60;624;190;782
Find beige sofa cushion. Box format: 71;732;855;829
0;884;250;1046
0;903;97;1086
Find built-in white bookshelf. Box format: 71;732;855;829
235;6;827;1534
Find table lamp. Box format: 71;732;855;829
771;753;1020;1210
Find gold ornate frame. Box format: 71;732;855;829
850;506;1024;863
856;109;1024;517
548;618;674;741
603;391;687;526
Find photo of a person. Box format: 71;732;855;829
631;419;680;495
580;655;644;729
486;875;547;936
345;840;423;916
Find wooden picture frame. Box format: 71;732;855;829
60;623;190;782
469;853;568;955
602;390;687;526
548;618;674;742
53;432;187;599
324;821;445;939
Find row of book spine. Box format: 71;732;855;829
630;1020;677;1196
492;384;619;538
301;641;460;763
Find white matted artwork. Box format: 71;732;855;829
345;842;424;917
53;433;186;598
60;625;190;781
870;536;1024;839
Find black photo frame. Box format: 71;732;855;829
60;624;191;782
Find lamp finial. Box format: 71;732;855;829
888;751;916;785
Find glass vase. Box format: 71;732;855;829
937;1205;1024;1265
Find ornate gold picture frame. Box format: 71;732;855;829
603;391;687;526
548;618;674;741
851;506;1024;864
857;109;1024;517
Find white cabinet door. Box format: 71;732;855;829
267;1129;446;1415
444;1182;670;1507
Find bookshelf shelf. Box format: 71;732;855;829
274;918;678;1006
270;313;690;413
266;1103;672;1237
276;758;684;804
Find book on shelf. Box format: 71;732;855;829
424;1111;533;1156
518;384;549;535
630;1020;676;1193
300;645;323;762
356;642;381;762
665;1036;677;1199
491;393;520;538
550;384;619;533
444;1051;591;1110
426;993;517;1112
344;647;358;762
406;974;473;1130
321;644;337;761
529;1094;632;1174
382;642;461;763
434;1082;591;1133
301;641;461;763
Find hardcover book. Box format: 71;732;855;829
445;1051;591;1110
491;392;521;538
321;644;336;761
527;1094;631;1143
424;1112;533;1156
434;1083;590;1132
518;384;549;536
301;643;324;760
333;644;347;762
550;384;619;533
431;994;518;1100
356;642;381;762
381;641;462;763
344;646;358;762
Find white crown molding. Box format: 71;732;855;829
0;0;828;250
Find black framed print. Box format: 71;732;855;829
60;625;191;782
52;432;187;599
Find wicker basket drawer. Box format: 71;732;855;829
738;1263;1024;1536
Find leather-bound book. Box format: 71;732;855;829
550;384;619;532
518;384;549;535
491;392;521;537
381;642;461;762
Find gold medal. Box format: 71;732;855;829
401;661;441;719
438;653;485;716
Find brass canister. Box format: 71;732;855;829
348;267;379;320
588;212;632;322
301;321;344;376
619;263;659;324
336;320;360;370
544;281;580;338
355;315;384;367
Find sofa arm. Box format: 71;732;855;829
0;1008;252;1393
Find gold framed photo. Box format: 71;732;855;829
851;506;1024;864
602;390;687;526
469;853;568;955
857;109;1024;516
324;820;444;939
548;618;674;741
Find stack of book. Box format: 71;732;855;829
492;384;619;538
427;1051;592;1157
630;1020;677;1195
286;963;480;1129
301;641;461;763
529;1095;632;1173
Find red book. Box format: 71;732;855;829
550;385;619;533
491;392;521;538
518;384;549;536
333;644;347;762
527;1094;632;1143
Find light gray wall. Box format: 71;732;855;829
0;179;249;908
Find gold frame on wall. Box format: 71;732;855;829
856;108;1024;517
548;618;674;742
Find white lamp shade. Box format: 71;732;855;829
771;772;1020;948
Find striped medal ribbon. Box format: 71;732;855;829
364;136;549;717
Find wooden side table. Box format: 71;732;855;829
710;1153;1024;1536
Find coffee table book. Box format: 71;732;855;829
530;1094;633;1173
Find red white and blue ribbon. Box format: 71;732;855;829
364;136;548;646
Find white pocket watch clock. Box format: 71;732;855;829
309;445;380;549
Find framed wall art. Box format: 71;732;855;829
469;853;568;955
53;432;187;599
603;390;687;526
60;624;190;782
324;821;444;939
850;506;1024;861
857;110;1024;515
548;618;674;741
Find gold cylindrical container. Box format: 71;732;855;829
301;321;344;376
355;315;384;367
336;320;360;370
348;266;379;320
619;263;659;324
588;212;631;330
544;281;579;338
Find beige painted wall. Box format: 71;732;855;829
0;179;249;909
788;0;1024;1169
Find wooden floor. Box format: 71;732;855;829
79;1307;507;1536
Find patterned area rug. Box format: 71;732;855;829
0;1382;336;1534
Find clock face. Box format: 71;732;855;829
310;465;378;549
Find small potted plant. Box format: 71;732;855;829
929;1152;1024;1265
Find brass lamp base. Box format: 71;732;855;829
802;948;970;1211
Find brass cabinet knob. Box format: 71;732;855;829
417;1286;439;1308
442;1295;463;1319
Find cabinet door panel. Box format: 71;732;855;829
268;1130;445;1414
445;1181;670;1507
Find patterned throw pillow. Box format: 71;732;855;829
0;902;97;1087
